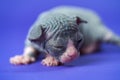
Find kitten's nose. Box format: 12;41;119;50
67;52;76;57
66;39;78;57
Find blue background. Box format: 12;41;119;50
0;0;120;80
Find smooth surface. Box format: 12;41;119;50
0;0;120;80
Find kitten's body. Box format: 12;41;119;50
10;6;120;66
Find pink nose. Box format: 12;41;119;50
67;51;77;57
66;39;78;57
60;39;80;63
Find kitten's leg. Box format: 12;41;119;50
80;42;100;54
94;24;120;46
102;31;120;46
10;46;39;65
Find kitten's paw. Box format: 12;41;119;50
10;55;36;65
41;56;60;66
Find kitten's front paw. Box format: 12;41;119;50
41;56;60;67
10;55;36;65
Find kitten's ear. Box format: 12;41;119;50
75;16;88;25
28;24;43;40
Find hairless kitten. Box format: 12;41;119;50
10;6;120;66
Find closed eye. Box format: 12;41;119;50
77;39;82;43
54;45;64;49
53;45;66;51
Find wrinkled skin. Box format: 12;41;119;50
10;12;85;66
45;27;83;63
9;6;120;67
10;23;84;66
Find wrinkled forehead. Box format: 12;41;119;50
60;21;78;32
46;30;83;60
55;29;82;43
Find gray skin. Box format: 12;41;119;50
10;6;120;66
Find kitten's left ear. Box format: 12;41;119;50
75;16;88;25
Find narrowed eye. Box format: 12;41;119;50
77;39;82;43
54;45;64;49
53;45;66;51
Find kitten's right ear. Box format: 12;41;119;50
28;25;43;40
75;16;88;25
